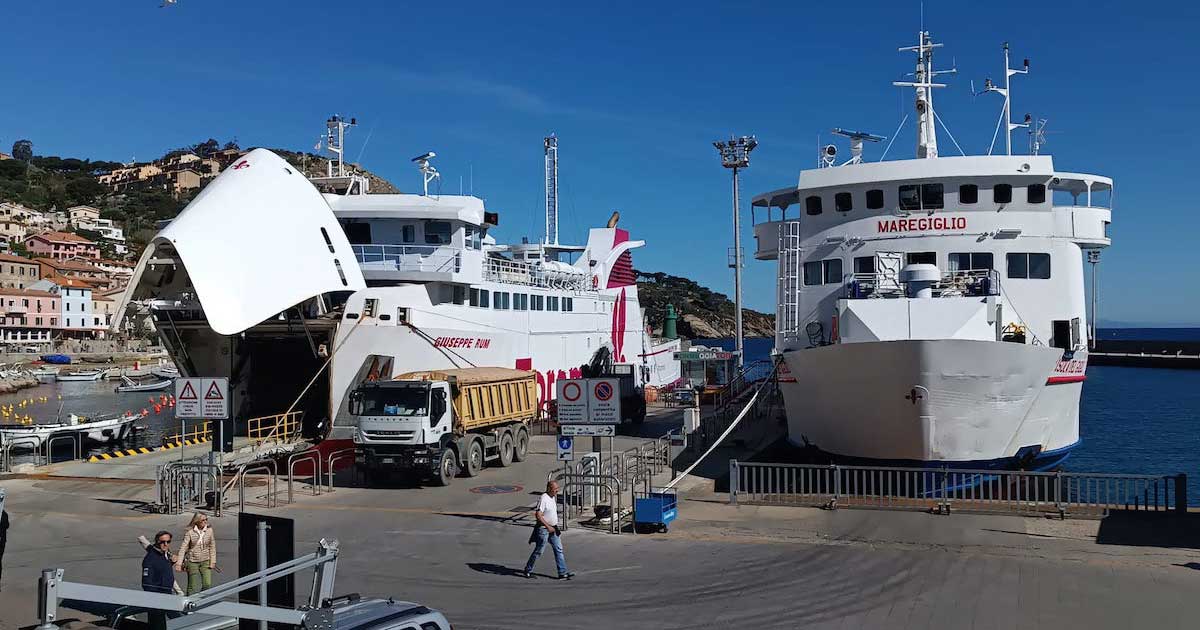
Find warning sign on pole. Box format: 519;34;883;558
202;378;229;419
175;378;202;419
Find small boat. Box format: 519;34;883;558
0;411;138;450
115;376;174;393
56;369;106;382
151;364;181;379
40;354;72;365
32;366;60;383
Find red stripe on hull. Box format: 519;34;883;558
1046;375;1086;385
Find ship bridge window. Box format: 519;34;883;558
563;297;574;312
1027;184;1047;204
959;184;978;204
464;225;482;250
948;252;993;271
424;220;451;245
494;292;510;310
906;252;936;266
1006;252;1051;279
853;256;874;274
899;183;944;211
866;189;884;209
835;192;853;212
994;184;1013;204
452;286;466;305
402;225;415;244
805;196;823;215
804;259;842;286
342;221;371;245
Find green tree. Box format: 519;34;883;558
11;140;32;161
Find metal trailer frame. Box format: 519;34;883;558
35;539;341;630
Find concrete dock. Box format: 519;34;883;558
2;406;1199;629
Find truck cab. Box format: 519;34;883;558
350;380;452;447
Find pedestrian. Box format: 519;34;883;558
522;480;574;580
142;530;176;630
0;489;9;592
174;513;218;594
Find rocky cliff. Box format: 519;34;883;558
636;270;774;339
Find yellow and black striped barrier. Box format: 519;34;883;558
87;436;211;462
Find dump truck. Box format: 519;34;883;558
349;367;538;486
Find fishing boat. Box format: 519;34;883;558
56;369;106;382
118;125;681;455
114;375;174;393
0;411;138;450
751;33;1110;470
150;364;180;379
32;367;59;383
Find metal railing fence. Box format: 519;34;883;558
247;412;304;446
163;421;211;446
729;460;1188;518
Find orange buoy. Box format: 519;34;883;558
154;404;162;413
141;408;149;416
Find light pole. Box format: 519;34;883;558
713;136;757;368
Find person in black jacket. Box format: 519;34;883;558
0;505;9;592
142;530;176;630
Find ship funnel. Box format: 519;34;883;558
607;211;620;228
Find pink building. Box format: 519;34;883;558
23;231;101;260
0;288;59;346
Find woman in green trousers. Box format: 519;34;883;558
174;513;217;594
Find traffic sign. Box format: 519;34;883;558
559;424;616;437
202;378;229;419
557;435;574;461
589;377;620;424
175;377;229;419
556;379;587;423
175;378;202;418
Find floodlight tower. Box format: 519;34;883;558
544;135;559;246
713;135;758;367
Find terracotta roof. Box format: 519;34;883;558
93;295;114;302
0;253;37;265
40;272;96;289
34;257;102;273
0;288;58;298
27;231;96;245
96;258;134;268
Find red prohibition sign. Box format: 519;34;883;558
562;382;583;402
594;381;613;401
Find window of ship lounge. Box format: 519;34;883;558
835;192;853;212
854;256;875;274
1027;184;1047;204
948;252;994;271
994;184;1013;204
452;286;466;305
563;297;574;312
402;225;415;244
532;295;544;311
906;252;936;266
494;292;510;310
866;189;885;209
804;259;842;286
1006;253;1051;279
469;288;490;307
424;220;452;245
514;293;528;311
899;183;944;211
548;296;560;311
805;196;823;215
959;184;979;204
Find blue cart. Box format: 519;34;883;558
633;488;678;534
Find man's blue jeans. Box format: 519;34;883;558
524;526;567;576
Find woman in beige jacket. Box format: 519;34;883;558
174;513;217;594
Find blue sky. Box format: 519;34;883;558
2;1;1197;324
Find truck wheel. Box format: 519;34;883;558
512;426;530;462
433;448;456;486
497;431;515;467
463;439;484;477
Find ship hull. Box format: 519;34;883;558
779;339;1081;469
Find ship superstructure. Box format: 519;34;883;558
751;34;1112;468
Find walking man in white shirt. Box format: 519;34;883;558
522;480;574;580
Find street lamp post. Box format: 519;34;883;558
713;136;758;368
1087;250;1100;349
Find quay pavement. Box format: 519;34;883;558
2;410;1199;629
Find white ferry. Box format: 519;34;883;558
750;34;1111;470
119;127;679;452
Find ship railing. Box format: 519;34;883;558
163;421;212;447
352;244;461;274
483;257;591;291
729;461;1188;519
843;269;1000;300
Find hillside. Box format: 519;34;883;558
636;270;774;339
0;138;397;257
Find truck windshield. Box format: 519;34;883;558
353;386;429;417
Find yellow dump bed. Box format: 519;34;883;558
395;368;538;432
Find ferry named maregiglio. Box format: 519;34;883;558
118;127;679;451
751;33;1111;470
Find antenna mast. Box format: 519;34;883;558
893;31;953;159
544;134;559;245
324;115;356;177
981;42;1030;155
